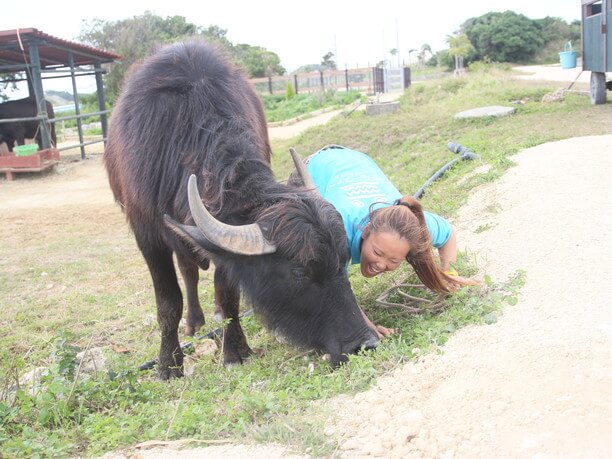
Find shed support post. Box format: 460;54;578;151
94;62;108;144
69;53;85;159
27;44;51;149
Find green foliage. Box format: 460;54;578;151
79;12;202;102
231;44;285;77
285;82;296;100
321;52;337;70
78;13;284;103
263;90;362;123
447;33;475;58
533;17;582;63
462;11;547;62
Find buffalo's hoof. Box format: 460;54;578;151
184;319;205;337
223;344;252;366
157;365;184;380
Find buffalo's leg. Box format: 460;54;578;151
214;266;251;365
138;242;184;379
176;253;205;336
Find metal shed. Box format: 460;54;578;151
0;28;121;161
581;0;611;103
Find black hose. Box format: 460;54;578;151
413;142;479;199
138;309;254;371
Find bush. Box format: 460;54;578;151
285;83;295;100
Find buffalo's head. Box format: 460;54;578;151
165;172;379;366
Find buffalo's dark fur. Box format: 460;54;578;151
0;98;56;151
105;41;377;378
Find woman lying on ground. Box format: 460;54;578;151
293;144;478;338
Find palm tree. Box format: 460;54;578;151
408;48;417;66
446;33;474;76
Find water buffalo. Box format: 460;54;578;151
104;41;378;379
0;97;57;151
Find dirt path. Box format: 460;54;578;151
327;135;612;458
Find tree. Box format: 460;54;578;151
417;43;432;69
79;12;203;102
389;48;398;67
461;11;545;62
447;33;475;75
79;12;285;102
407;48;417;66
321;52;337;70
232;44;285;77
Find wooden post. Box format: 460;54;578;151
268;77;273;95
320;71;324;91
69;52;86;159
294;74;299;94
345;67;349;92
94;62;109;145
27;44;51;149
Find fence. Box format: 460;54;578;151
250;67;412;96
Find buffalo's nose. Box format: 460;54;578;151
361;335;379;351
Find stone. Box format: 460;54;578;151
454;106;516;119
366;102;400;116
76;347;108;374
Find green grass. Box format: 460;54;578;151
1;67;610;457
263;90;364;122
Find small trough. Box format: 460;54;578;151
366;101;400;116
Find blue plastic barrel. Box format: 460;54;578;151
559;42;577;69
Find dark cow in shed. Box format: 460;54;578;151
104;41;378;379
0;97;56;152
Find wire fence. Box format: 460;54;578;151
250;67;383;96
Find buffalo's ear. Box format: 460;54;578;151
163;215;227;261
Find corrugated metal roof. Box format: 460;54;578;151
0;28;121;70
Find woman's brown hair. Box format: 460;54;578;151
368;196;472;294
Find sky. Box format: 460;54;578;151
0;0;581;97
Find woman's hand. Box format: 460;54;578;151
360;306;395;339
373;324;396;339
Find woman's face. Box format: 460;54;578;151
360;228;410;277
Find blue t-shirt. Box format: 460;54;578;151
307;146;452;264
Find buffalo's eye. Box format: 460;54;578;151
291;267;307;281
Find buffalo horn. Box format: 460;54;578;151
187;175;277;255
289;147;316;190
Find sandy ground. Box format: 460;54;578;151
513;63;591;85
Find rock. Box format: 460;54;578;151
340;437;359;450
18;366;48;394
76;347;108;374
194;339;218;357
454;106;516;119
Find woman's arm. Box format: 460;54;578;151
438;229;457;272
359;307;395;339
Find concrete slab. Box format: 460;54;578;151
365;102;400;116
455;105;516;119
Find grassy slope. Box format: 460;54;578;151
1;68;610;457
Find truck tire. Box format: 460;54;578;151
590;72;607;105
